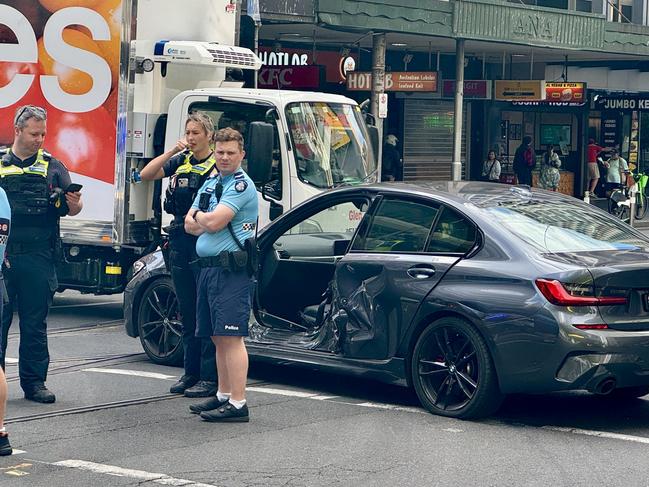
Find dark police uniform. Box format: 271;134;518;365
163;151;216;383
0;148;69;394
191;169;258;338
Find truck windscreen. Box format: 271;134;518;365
285;102;377;189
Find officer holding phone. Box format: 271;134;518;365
0;105;83;404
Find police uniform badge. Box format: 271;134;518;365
235;180;247;192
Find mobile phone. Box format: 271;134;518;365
66;183;83;193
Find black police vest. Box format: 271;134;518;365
163;151;216;217
0;149;53;235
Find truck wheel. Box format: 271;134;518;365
411;317;503;419
137;277;184;366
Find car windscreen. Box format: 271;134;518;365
481;199;649;253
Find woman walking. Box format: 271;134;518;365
540;145;561;191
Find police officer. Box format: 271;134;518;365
0;105;83;404
140;112;217;397
0;186;12;454
184;127;258;422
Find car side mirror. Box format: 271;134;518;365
246;121;274;186
366;124;379;162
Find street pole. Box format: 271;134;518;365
452;38;465;182
371;33;386;176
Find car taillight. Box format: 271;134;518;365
535;279;628;306
573;324;609;330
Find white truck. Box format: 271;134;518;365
0;0;378;363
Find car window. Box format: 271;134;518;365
273;199;368;259
426;207;477;254
352;199;439;253
189;101;283;199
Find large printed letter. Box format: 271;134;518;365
0;5;37;108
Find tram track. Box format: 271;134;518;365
6;319;123;340
5;393;181;425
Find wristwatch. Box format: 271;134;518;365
192;209;200;221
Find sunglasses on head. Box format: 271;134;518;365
15;105;46;125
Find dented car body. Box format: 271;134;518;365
126;182;649;418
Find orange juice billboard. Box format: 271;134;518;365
0;0;122;185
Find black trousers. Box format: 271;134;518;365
516;169;533;186
0;249;57;391
169;231;216;381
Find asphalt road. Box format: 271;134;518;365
0;290;648;486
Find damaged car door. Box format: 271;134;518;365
332;197;473;360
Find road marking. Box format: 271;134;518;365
53;460;217;486
82;368;176;380
77;367;649;446
542;426;649;445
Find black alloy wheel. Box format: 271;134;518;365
411;317;503;419
137;277;184;366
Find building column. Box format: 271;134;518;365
452;38;465;182
371;33;386;171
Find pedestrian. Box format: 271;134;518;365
481;150;501;182
185;127;258;422
602;148;629;193
539;145;561;191
381;134;402;181
513;135;535;186
0;185;12;455
0;105;83;404
586;138;606;195
140;111;217;398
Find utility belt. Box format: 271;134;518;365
7;239;52;254
190;250;248;273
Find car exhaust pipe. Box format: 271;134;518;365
594;377;617;395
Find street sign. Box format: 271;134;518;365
378;93;388;118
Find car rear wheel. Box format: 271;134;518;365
411;317;503;419
137;277;184;366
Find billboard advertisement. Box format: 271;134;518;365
0;1;121;206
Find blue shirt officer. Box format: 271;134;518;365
184;127;258;422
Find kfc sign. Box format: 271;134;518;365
258;66;322;89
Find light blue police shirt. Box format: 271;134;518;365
191;168;258;257
0;187;10;259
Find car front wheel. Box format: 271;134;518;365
137;277;184;366
411;317;503;419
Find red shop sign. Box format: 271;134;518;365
545;82;586;102
258;65;323;89
442;80;491;99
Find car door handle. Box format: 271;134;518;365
407;266;436;279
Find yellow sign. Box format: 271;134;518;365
495;80;546;101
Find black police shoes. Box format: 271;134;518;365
24;384;56;404
189;396;228;414
184;380;217;398
200;403;249;422
169;375;198;394
0;435;12;456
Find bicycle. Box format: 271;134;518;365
632;169;649;220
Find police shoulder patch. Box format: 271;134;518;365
234;180;248;193
234;171;245;179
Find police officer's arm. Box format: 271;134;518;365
193;204;235;233
65;191;83;216
140;139;188;181
55;160;83;216
184;179;212;236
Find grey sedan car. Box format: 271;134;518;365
125;182;649;418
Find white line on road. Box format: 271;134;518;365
53;460;217;486
79;368;649;447
542;426;649;445
82;368;177;380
